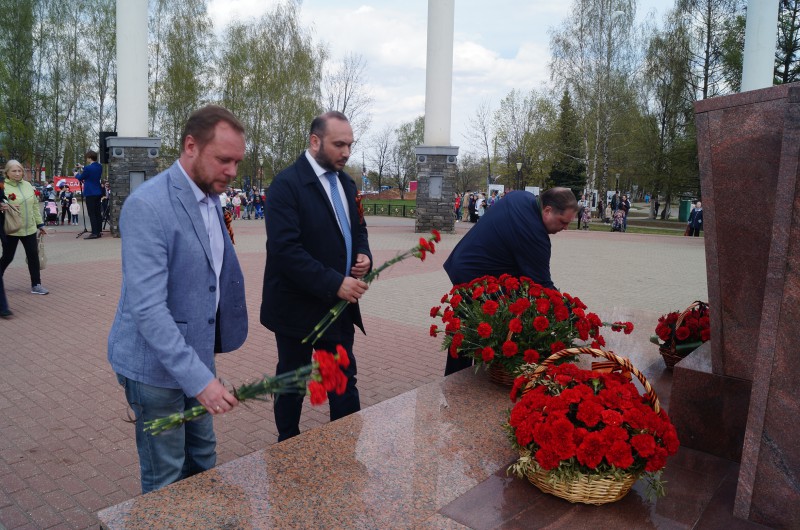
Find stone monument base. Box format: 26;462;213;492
669;343;752;462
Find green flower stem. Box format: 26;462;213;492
302;248;421;345
144;365;316;436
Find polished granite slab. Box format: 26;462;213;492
98;310;773;529
97;350;771;529
98;368;518;528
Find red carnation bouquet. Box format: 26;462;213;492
430;274;634;376
144;347;350;435
649;301;709;368
505;354;679;501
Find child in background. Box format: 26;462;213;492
69;197;80;225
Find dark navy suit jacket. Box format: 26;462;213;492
260;153;371;342
443;191;555;289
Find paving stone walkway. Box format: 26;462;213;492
0;215;707;529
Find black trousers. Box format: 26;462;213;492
85;195;102;235
0;232;40;287
273;332;360;441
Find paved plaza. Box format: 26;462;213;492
0;215;707;529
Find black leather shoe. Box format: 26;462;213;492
84;234;100;239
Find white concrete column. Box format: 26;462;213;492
423;0;455;147
116;0;149;137
741;0;780;92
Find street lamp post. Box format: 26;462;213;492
615;172;620;193
258;156;264;196
516;162;522;191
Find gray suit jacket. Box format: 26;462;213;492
108;162;247;397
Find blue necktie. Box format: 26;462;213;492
326;172;352;275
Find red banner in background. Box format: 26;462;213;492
53;177;81;193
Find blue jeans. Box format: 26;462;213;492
116;374;216;493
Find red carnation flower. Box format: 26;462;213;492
472;286;484;298
430;306;441;318
481;347;495;362
535;298;551;314
508;318;523;334
553;304;570;322
675;326;690;341
550;340;566;353
503;277;520;291
441;293;449;303
308;381;327;405
576;431;608;469
533;316;549;331
445;318;461;333
451;333;464;347
509;298;531;315
573;307;585;318
335;344;350;368
605;439;634;469
701;329;711;342
429;325;438;337
502;340;518;357
431;229;441;242
450;294;463;308
481;300;499;316
601;409;623;427
631;433;657;457
523;349;540;364
477;322;492;338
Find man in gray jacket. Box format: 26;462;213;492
108;105;248;493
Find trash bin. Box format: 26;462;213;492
678;199;692;222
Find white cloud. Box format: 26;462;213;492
207;0;666;155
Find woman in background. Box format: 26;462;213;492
0;160;48;295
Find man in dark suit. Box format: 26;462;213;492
442;187;577;375
261;111;372;441
108;105;248;493
75;150;103;239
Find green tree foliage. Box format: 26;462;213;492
154;0;215;159
776;0;800;84
549;90;586;197
390;116;423;199
644;9;698;216
0;0;36;162
217;2;324;184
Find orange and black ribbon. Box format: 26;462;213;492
223;208;235;245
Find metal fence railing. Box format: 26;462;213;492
362;203;416;218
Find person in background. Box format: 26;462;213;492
69;197;80;225
0;174;12;317
654;197;661;219
687;200;703;237
107;105;248;493
75;150;103;239
577;193;589;229
620;194;631;231
0;160;49;295
442;187;578;375
453;192;461;222
59;185;73;225
261;111;371;442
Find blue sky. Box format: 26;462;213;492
209;0;667;155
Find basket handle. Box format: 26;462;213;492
668;301;708;348
529;347;661;413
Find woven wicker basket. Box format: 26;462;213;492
488;362;517;386
521;347;662;505
526;467;638;505
659;301;708;369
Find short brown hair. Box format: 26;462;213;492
309;111;349;138
541;187;578;213
85;150;98;161
180;105;245;153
